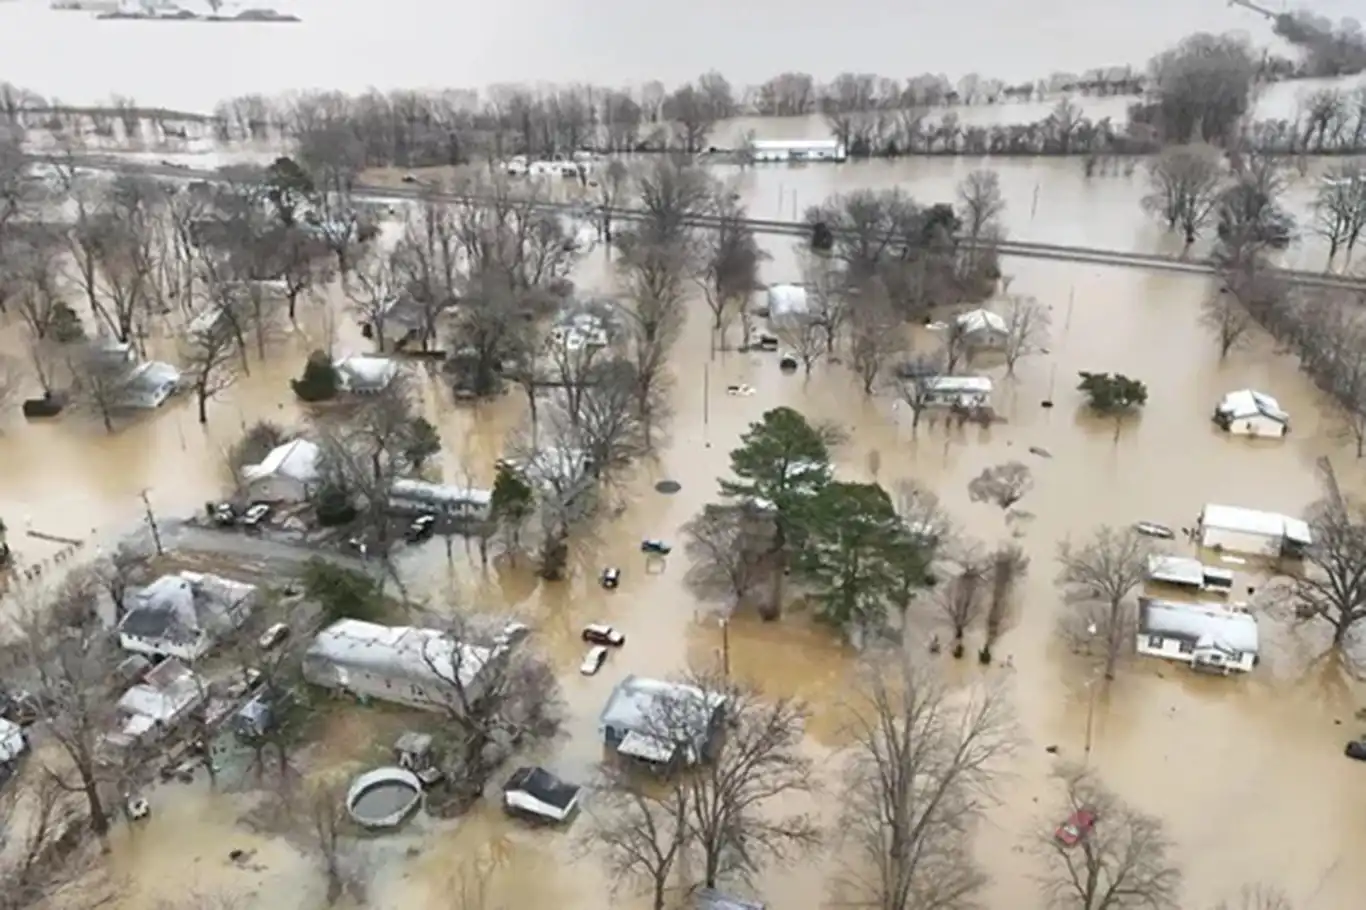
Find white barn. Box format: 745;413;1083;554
1213;389;1289;438
1137;598;1258;675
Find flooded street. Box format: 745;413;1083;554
8;158;1366;905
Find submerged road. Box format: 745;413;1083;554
52;154;1366;293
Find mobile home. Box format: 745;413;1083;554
1198;503;1310;558
388;479;491;521
920;376;993;408
749;139;847;163
1213;389;1289;438
1145;555;1235;595
1137;598;1258;675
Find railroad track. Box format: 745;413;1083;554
50;155;1366;292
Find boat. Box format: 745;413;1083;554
1133;521;1175;539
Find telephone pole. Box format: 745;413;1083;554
140;490;163;555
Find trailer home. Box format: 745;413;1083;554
920;376;993;408
749;139;847;163
1145;555;1234;595
1198;504;1310;558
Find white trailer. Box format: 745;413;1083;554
1198;504;1311;558
1145;555;1235;594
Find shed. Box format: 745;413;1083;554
765;284;810;324
1145;555;1234;594
1199;504;1311;558
335;355;398;394
954;308;1008;347
1214;389;1289;438
502;766;582;823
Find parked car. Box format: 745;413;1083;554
240;503;272;529
404;514;437;543
1345;738;1366;761
582;624;625;647
600;566;621;589
495;622;530;646
580;646;609;676
640;538;672;555
225;668;264;699
401;173;419;184
258;623;290;650
1055;808;1097;847
207;501;236;526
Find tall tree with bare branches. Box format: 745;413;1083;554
1055;526;1152;679
1035;765;1182;910
837;655;1016;910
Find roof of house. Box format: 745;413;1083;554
243;439;321;484
117;658;203;724
125;361;181;393
1201;504;1311;545
119;571;257;645
766;284;809;317
925;375;993;393
955;308;1007;335
390;478;492;507
599;675;725;750
1218;389;1288;423
1139;598;1259;655
304;619;495;692
696;890;767;910
751;139;842;151
336;355;398;390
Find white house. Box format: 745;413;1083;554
1137;598;1258;675
1198;503;1311;559
107;658;207;749
0;719;27;764
335;355;399;394
118;571;259;661
389;479;492;521
241;439;321;502
301;619;502;711
599;675;727;766
765;284;810;325
119;361;181;409
954;308;1009;348
1144;554;1234;595
920;376;993;408
1213;389;1289;438
749;139;847;163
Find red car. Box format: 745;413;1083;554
1055;808;1097;847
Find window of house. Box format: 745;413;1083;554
1177;641;1194;654
1147;635;1166;649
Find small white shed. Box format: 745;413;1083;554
954;308;1008;347
1213;389;1289;438
765;284;810;325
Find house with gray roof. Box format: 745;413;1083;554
118;571;258;661
598;675;727;767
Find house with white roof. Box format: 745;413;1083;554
1213;389;1289;438
118;571;259;661
242;439;321;502
1137;598;1258;675
119;361;182;409
599;675;727;767
954;308;1009;348
302;619;504;710
335;355;399;394
106;658;207;750
765;284;810;325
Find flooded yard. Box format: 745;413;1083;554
5;170;1366;910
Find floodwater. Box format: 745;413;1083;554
0;0;1363;110
3;148;1366;906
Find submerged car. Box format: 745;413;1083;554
582;624;625;647
600;566;621;589
404;514;437;543
240;503;272;529
1055;808;1097;847
259;623;290;650
1346;739;1366;761
580;646;609;676
641;538;672;555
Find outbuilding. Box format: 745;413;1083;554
920;376;993;408
1198;503;1311;558
954;308;1009;348
1213;389;1289;438
749;139;847;163
1144;554;1234;595
241;439;321;502
1137;598;1258;675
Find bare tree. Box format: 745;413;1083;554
1283;461;1366;649
776;317;827;376
0;772;89;909
837;655;1016;910
894;353;947;435
296;775;363;905
584;769;689;910
1001;294;1051;375
1035;765;1182;910
982;544;1028;662
1209;885;1293;910
181;319;242;424
1200;288;1252;358
682;502;778;617
0;353;20;423
967;462;1033;509
936;556;987;656
1141;144;1225;244
595;159;631;244
956;169;1005;272
67;341;133;433
1055;526;1152;680
847;283;905;395
348;248;402;351
1311;163;1366;265
800;250;847;354
697;193;764;348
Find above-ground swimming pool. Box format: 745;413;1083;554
345;767;423;829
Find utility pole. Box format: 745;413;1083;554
140;490;163;555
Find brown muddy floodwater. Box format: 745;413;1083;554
8;163;1366;910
